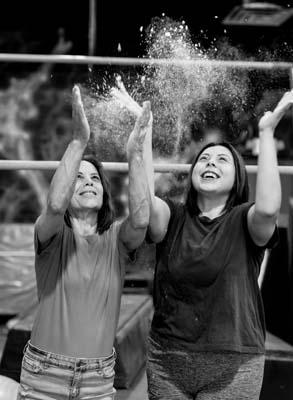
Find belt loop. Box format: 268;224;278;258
23;341;29;355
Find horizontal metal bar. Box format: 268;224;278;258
0;160;293;174
0;160;190;172
0;53;292;70
0;251;34;257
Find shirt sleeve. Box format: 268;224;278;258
241;202;279;250
145;197;179;244
114;219;136;271
34;215;63;256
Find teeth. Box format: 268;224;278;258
202;172;218;179
81;191;96;195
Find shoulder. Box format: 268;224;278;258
228;202;278;249
34;216;67;255
213;203;254;238
165;198;186;218
159;199;186;241
102;219;123;241
228;202;253;221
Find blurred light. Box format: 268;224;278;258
222;2;293;27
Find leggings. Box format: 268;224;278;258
147;335;265;400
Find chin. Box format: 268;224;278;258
81;201;102;211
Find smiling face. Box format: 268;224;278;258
191;145;236;199
69;160;104;213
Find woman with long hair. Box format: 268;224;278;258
142;90;293;399
17;85;152;399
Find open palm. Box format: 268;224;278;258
127;101;152;160
72;85;90;145
110;75;142;117
259;90;293;133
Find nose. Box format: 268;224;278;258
206;160;216;167
85;178;94;186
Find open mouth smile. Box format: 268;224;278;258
79;190;97;196
201;171;220;179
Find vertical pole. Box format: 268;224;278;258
289;67;293;221
88;0;97;56
289;67;293;141
289;67;293;89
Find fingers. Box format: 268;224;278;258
72;85;82;107
276;90;293;110
72;85;90;141
137;101;151;128
142;100;151;115
115;75;127;94
72;85;86;116
110;79;142;116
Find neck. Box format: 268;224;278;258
70;211;98;236
197;195;228;219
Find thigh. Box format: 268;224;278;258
197;354;265;400
146;337;194;400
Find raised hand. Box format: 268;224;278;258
259;89;293;133
52;28;73;55
110;75;142;117
126;101;152;160
72;85;90;145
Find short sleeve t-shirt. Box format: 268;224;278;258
30;219;128;358
151;200;278;354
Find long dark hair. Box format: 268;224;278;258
65;155;115;234
185;142;249;216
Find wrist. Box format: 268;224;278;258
258;128;275;137
127;150;144;162
71;138;88;150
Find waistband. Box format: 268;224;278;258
24;341;116;370
149;331;265;356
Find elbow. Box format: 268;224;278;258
147;226;166;244
130;214;149;230
129;199;150;229
47;198;67;216
255;204;281;220
255;192;281;219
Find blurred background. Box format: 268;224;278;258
2;0;293;223
1;2;293;398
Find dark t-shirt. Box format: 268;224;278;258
150;200;278;354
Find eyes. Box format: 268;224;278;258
77;173;101;182
198;154;231;163
219;156;230;162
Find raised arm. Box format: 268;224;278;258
142;101;170;243
36;85;90;243
119;101;151;250
247;90;293;245
112;77;170;244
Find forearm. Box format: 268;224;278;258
48;140;87;213
255;130;281;217
143;127;170;241
128;153;150;229
143;127;155;203
143;134;159;235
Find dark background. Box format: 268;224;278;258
1;0;293;57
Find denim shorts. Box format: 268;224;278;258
17;341;117;400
